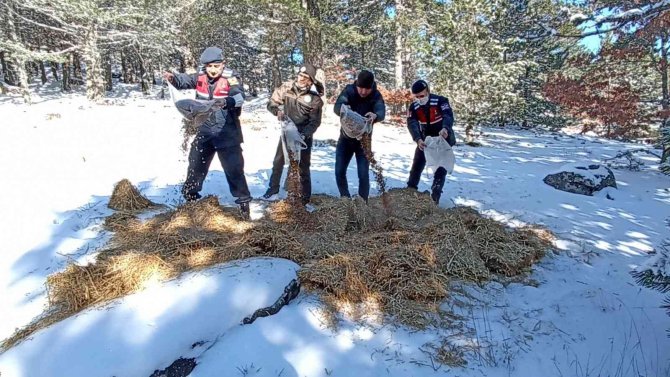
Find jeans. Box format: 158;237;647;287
335;135;370;200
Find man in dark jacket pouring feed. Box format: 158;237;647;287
333;70;386;201
163;46;252;218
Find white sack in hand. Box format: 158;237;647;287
424;135;455;174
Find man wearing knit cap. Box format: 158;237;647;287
333;70;386;201
406;79;456;204
162;46;252;218
263;63;324;206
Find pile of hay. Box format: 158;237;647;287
2;188;554;351
108;179;157;211
297;190;552;327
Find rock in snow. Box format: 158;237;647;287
543;163;617;196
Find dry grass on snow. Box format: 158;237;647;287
1;182;554;352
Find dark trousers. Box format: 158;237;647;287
182;135;251;202
407;146;447;194
268;137;313;202
335;135;370;200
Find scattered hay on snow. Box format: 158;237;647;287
103;211;139;232
2;188;554;352
47;252;176;313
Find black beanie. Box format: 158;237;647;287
356;70;375;89
411;80;429;94
200;47;224;65
299;63;317;82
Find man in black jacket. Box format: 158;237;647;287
163;46;252;217
333;70;386;201
406;79;456;204
262;64;324;205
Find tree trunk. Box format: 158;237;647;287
138;55;150;94
4;63;18;86
121;50;132;83
39;61;48;84
62;61;71;91
270;39;282;89
465;123;474;143
6;2;30;103
16;62;29;103
660;36;669;164
83;24;105;101
0;52;9;83
32;62;41;79
394;0;404;89
302;0;323;67
103;52;113;92
72;52;83;85
50;61;59;82
179;54;186;73
523;65;531;127
152;56;158;86
465;101;475;143
28;62;36;79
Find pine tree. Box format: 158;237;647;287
0;0;183;100
632;237;670;336
490;0;578;130
418;0;528;142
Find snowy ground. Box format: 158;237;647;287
0;84;669;377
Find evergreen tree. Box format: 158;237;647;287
419;0;527;141
632;236;670;336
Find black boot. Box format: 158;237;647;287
261;188;279;201
431;182;443;204
431;168;447;205
184;192;201;203
239;202;250;220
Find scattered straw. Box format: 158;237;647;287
47;252;176;313
103;211;139;232
2;189;553;352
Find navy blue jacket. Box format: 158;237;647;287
172;69;245;148
407;94;455;146
334;83;386;140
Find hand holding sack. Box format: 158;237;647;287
174;98;229;127
171;77;229;128
280;118;307;163
424;135;455;174
340;105;372;140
